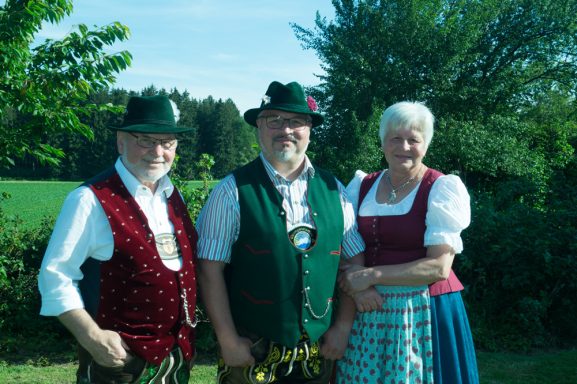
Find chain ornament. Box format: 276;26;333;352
180;288;197;328
302;286;332;319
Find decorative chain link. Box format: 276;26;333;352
180;288;197;328
302;286;332;319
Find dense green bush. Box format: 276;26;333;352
458;187;577;350
453;143;577;351
0;192;67;356
172;153;219;356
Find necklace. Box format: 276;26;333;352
385;167;421;204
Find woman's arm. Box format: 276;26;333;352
339;244;455;295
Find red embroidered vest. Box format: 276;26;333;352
83;168;198;363
358;168;463;296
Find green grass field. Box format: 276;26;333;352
0;180;210;228
0;180;80;228
1;350;576;383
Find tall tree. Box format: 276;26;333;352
0;0;132;168
292;0;577;181
196;97;257;178
211;99;257;177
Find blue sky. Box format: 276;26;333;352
29;0;336;114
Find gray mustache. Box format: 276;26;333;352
273;134;297;142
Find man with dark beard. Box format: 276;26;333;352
197;81;372;384
38;95;199;384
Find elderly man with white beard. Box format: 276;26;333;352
38;95;199;384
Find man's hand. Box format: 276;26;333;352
320;322;351;360
220;336;256;367
58;309;129;368
86;329;129;367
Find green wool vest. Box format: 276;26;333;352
228;158;344;348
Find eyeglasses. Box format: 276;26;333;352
129;133;178;150
257;115;311;130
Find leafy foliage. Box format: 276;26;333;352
0;0;132;168
170;154;218;355
292;0;577;178
172;153;216;223
1;88;257;180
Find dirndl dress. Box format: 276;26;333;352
341;168;480;383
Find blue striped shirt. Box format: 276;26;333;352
196;153;365;263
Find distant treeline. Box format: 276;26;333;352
0;86;258;180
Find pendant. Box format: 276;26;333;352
156;233;180;260
388;190;397;203
161;238;176;254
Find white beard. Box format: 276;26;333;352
272;147;297;163
121;151;170;184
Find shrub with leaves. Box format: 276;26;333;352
0;193;65;354
171;153;218;355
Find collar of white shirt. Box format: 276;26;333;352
114;157;174;198
258;152;316;182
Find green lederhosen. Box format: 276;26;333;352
216;333;334;384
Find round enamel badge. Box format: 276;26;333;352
289;225;317;251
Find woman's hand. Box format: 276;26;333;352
338;263;374;295
352;287;383;312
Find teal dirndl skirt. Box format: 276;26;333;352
430;291;479;384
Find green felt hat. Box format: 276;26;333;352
244;81;324;128
110;95;192;134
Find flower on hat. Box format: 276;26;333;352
306;96;318;112
262;95;271;105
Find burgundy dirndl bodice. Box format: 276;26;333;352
357;168;463;296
